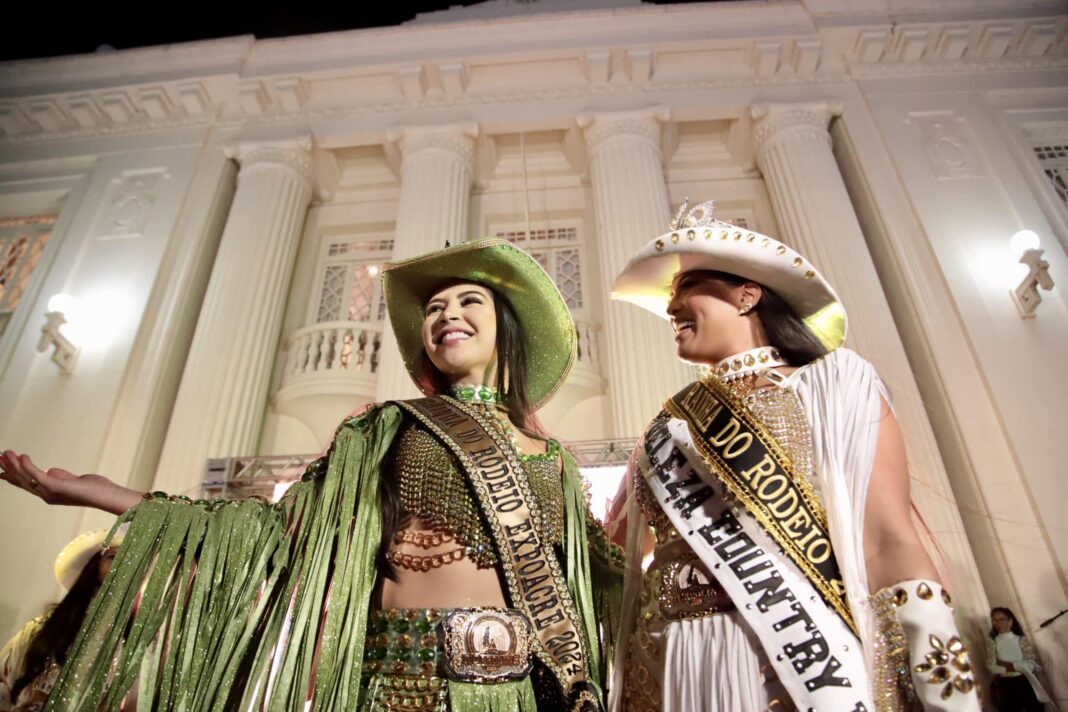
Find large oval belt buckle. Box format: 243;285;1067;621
439;608;534;683
658;551;735;620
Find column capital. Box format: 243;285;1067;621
385;122;479;175
577;106;671;157
750;101;843;159
227;138;315;190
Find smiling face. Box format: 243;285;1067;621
991;610;1014;635
421;281;498;386
666;270;766;365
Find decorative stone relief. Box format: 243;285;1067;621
0;81;217;143
908;112;985;181
0;13;1064;148
95;170;168;240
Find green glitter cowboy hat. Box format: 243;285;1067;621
382;238;577;410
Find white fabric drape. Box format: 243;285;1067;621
789;347;890;670
609;348;890;710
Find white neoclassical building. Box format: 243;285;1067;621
1;0;1066;704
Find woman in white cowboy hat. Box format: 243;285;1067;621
605;201;980;711
0;528;124;712
0;239;621;712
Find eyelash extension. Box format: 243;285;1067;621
670;279;692;298
425;296;482;316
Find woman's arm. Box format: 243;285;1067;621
862;397;981;709
862;399;939;592
1017;635;1040;674
986;637;1007;674
0;451;143;515
604;463;656;558
604;464;632;548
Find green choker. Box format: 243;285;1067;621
449;384;502;407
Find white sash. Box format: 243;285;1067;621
641;413;875;710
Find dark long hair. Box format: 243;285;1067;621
12;552;103;699
377;283;538;580
989;607;1026;638
692;269;829;366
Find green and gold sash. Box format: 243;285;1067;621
394;396;601;712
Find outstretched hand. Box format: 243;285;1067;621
0;451;143;514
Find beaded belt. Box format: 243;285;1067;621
649;546;735;620
364;608;534;685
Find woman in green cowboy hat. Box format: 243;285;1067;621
0;239;621;712
604;202;979;712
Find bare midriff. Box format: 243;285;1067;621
378;516;507;609
378;422;555;610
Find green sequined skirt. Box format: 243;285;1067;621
360;608;537;712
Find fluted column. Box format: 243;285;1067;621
751;102;989;634
153;142;314;494
580;108;694;438
376;123;478;401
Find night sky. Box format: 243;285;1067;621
2;1;714;63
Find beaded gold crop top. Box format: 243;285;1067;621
392;421;566;569
635;374;817;547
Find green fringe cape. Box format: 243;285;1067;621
43;403;622;711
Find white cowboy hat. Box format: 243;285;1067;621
610;200;847;351
54;524;127;591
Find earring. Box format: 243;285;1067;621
739;302;754;315
502;360;510;395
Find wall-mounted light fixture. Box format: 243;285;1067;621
1010;230;1054;318
37;293;80;372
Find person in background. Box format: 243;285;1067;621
0;529;122;712
987;606;1051;711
